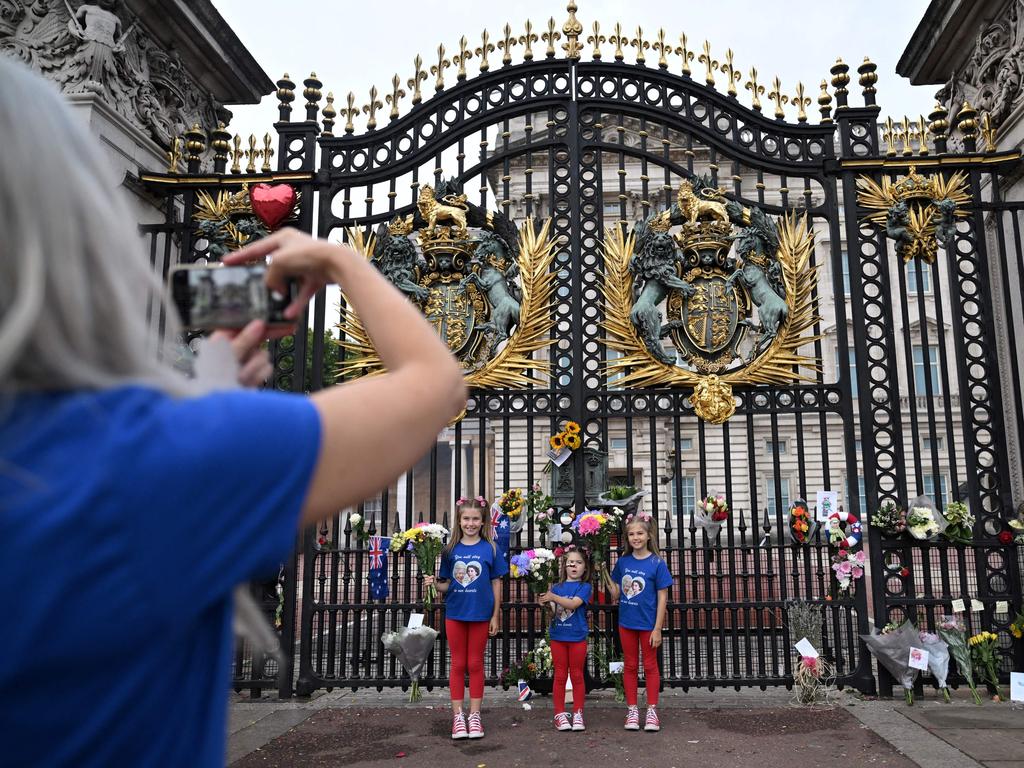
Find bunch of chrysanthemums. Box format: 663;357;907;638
389;522;448;610
570;506;624;570
830;547;867;594
509;548;559;593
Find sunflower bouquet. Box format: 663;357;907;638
389;522;449;611
549;420;582;453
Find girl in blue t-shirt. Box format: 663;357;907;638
538;547;592;732
601;510;673;733
425;496;508;741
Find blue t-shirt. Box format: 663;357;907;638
611;553;674;631
0;386;321;768
549;580;592;642
439;539;509;621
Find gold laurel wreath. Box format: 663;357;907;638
602;211;821;387
335;219;559;389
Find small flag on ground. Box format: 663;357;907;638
368;535;389;600
517;679;533;702
491;504;510;563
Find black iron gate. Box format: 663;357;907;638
141;8;1023;699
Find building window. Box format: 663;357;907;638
610;437;628;450
603;201;624;221
670;475;696;515
836;346;858;397
765;477;791;513
840;252;851;296
607;348;623;388
922;475;948;505
907;262;931;294
923;437;944;452
854;440;862;454
845;476;868;517
765;439;788;455
912;345;942;395
679;438;694;451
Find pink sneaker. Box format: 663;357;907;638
554;712;572;731
572;710;586;731
644;706;661;732
624;705;640;730
451;712;468;740
467;711;484;739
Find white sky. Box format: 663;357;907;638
212;0;938;141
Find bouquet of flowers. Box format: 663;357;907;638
349;512;369;545
381;625;439;702
870;501;907;536
498;488;526;534
789;502;816;545
831;547;866;594
526;482;556;540
793;655;838;706
548;420;582;453
389;522;449;610
906;495;946;540
509;547;559;593
969;630;1003;698
1011;608;1024;640
942;501;974;544
861;620;920;705
937;614;983;704
918;630;952;702
695;493;729;538
570;506;624;571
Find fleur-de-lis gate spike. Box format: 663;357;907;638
245;134;259;172
917;115;931;156
746;68;765;112
387;75;406;120
676;32;694;76
230;134;243;174
453;36;473;79
882;116;897;156
476;29;495;71
363;85;383;130
261;133;274;172
722;48;741;97
768;76;789;120
588;21;605;60
431;44;451;91
631;27;650;66
343;92;359;133
792;81;811;122
520;21;538;61
699;40;719;87
653;29;670;69
408;55;427;104
542;17;561;58
609;22;627;62
562;1;583;59
499;23;517;65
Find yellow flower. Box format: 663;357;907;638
565;433;582;450
565;421;581;435
550;434;565;450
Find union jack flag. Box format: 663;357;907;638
369;536;387;569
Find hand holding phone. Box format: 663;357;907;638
170;262;298;332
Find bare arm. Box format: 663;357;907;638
541;593;583;610
224;230;467;525
489;579;501;636
650;588;668;648
602;566;620;604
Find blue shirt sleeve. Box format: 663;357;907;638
439;550;452;580
123;389;321;620
611;557;623;583
577;582;592;604
490;543;509;578
654;558;673;590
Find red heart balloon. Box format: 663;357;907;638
249;183;296;231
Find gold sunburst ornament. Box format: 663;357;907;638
856;166;970;264
335;207;559;396
602;184;820;423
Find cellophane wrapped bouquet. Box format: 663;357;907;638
381;625;439;702
389;522;449;610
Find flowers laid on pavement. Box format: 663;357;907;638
861;620;921;705
942;501;974;544
917;630;952;703
381;625;439;702
937;614;983;705
969;630;1004;699
870;501;907;536
349;512;369;545
389;522;449;611
498;488;525;520
831;548;866;594
502;637;554;708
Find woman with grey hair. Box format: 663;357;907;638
0;58;466;767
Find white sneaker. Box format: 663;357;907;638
572;710;586;731
554;712;572;731
624;705;640;730
644;706;661;732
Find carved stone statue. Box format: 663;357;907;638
372;218;430;303
460;233;521;354
933;197;958;248
65;0;130;92
885;201;915;260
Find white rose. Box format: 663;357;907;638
350;513;362;526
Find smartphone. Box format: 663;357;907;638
169;263;297;331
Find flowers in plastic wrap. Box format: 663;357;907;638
906;495;946;540
788;502;815;545
570;507;624;572
509;547;559;593
389;522;449;610
861;620;920;705
969;630;1003;699
381;625;439;702
695;494;729;538
830;548;866;594
937;614;982;704
918;630;952;702
870;501;907;536
499;488;525;519
942;501;974;544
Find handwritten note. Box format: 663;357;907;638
816;490;839;523
951;598;966;613
996;600;1010;615
795;637;819;659
908;647;930;671
971;599;985;612
407;613;424;629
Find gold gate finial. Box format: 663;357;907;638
588;21;605;59
676;32;694;76
453;36;473;79
699;40;718;87
792;81;811;122
520;21;538;61
818;80;833;123
261;133;274;172
916;115;930;156
721;49;741;97
387;75;406;120
245;134;259;173
609;22;626;61
768;76;788;119
165;137;183;174
631;27;650;66
476;29;496;71
342;92;358;134
653;29;670;69
542;17;561;58
980;111;998;152
230;134;243;173
745;68;764;112
362;85;383;130
882;116;897;157
408;55;427;104
430;44;451;91
562;1;583;59
498;23;518;65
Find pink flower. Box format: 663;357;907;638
838;561;852;575
854;550;867;564
578;517;601;535
838;549;848;559
852;566;864;579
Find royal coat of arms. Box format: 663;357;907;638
603;176;820;424
337;179;559;392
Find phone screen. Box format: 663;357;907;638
170;263;295;331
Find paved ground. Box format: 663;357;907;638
227;687;1024;767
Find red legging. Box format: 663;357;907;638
550;639;588;714
619;626;661;706
446;619;489;701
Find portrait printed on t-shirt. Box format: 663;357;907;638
455;560;481;589
555;604;576;622
621;574;645;600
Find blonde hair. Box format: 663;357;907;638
558;547;592;584
624;518;662;558
444;498;496;555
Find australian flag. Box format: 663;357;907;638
491;504;511;564
368;535;389;600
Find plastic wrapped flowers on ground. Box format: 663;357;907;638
381;624;439;702
917;630;951;702
861;620;920;705
937;614;983;704
906;495;947;541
